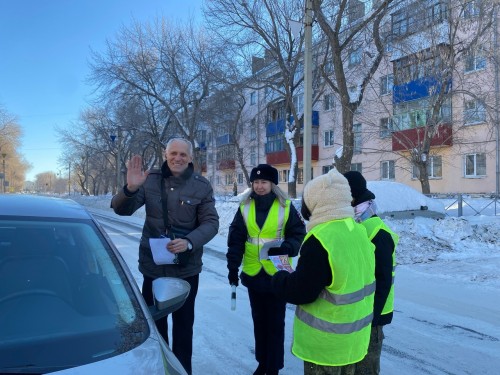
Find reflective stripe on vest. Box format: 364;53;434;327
361;216;399;316
318;281;375;305
241;199;291;276
291;218;375;366
296;306;374;334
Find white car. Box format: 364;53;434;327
0;195;189;375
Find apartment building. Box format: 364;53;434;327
204;0;499;197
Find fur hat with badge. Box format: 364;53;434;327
302;168;354;231
250;164;279;185
343;171;376;207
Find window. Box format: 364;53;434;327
348;85;358;102
280;170;289;183
464;99;486;124
425;1;449;25
384;34;393;53
412;156;442;179
216;175;221;185
250;92;256;105
464;153;486;177
349;48;362;67
394;51;444;85
298;128;319;147
463;0;480;19
297;169;303;184
238;173;243;184
393;97;451;130
380;74;393;96
293;94;304;110
380;118;393;138
266;134;284;153
392;10;408;37
464;48;486;72
216;144;234;163
322;165;334;174
250;118;257;141
296;168;312;184
225;174;234;186
323;93;335;111
250;146;256;166
324;130;334;147
323;61;334;74
348;0;365;23
350;163;362;172
381;160;395;180
353;123;362;154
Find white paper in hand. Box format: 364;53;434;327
149;237;176;265
269;255;294;273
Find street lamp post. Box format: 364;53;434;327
110;128;121;194
68;162;71;196
1;153;6;194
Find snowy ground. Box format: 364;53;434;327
68;182;500;374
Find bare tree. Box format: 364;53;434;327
88;17;222;172
201;84;252;193
204;0;325;198
311;0;395;173
0;105;30;191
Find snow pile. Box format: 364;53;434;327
368;181;445;214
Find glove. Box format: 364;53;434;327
268;243;293;257
228;269;239;286
268;247;287;256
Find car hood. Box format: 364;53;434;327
52;336;185;375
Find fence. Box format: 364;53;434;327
428;194;500;217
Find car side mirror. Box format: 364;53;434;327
148;277;191;321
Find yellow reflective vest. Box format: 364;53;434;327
292;218;375;366
360;216;399;315
240;199;291;276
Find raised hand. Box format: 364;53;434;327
126;155;149;192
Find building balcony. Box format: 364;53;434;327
393;76;452;104
216;134;235;147
266;111;319;135
216;159;236;170
266;145;319;165
392;123;453;151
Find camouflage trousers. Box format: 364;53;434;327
304;362;356;375
354;325;385;375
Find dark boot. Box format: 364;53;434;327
267;370;279;375
253;364;266;375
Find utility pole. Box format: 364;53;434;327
303;0;313;186
494;5;500;214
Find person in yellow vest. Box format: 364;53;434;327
343;171;399;375
271;168;375;375
227;164;306;375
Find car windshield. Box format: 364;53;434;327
0;217;149;373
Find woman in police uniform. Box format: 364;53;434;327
226;164;306;375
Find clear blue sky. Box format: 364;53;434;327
0;0;202;181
